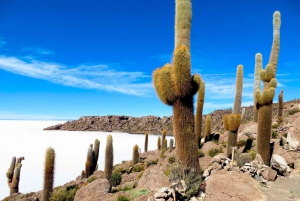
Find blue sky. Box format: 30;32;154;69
0;0;299;120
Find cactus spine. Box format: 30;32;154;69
256;11;281;166
43;148;55;201
223;114;241;158
144;133;148;152
132;144;139;165
253;53;262;122
232;65;243;114
204;115;211;142
278;90;283;122
195;80;205;148
104;135;113;181
152;0;200;172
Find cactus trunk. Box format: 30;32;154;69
232;65;243;114
278;90;283;122
144;133;148;152
195;80;205;148
227;131;238;158
253;53;262;122
104;135;113;182
43;148;55;201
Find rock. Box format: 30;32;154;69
270;154;291;176
205;171;266;201
199;156;213;171
138;166;169;191
154;192;167;199
286;132;299;150
73;178;111;201
261;167;277;181
201;142;222;156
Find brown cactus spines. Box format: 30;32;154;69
164;139;168;150
157;136;161;150
144;133;148;152
152;0;200;173
232;65;244;114
43;147;55;201
132;144;139;165
93;139;100;172
204;115;211;142
195;80;205;148
104;135;113;181
278;90;283;122
85;160;90;178
253;53;263;122
6;157;16;186
162;130;167;150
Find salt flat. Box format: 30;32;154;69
0;120;173;199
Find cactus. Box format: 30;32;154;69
195;80;205;148
164;139;168;150
85;139;100;178
104;135;113;181
43;147;55;201
93;139;100;173
132;144;139;165
169;139;174;151
80;170;86;180
232;65;244;114
157;136;161;150
256;11;281;166
241;108;246;122
6;157;24;195
253;53;262;122
152;0;200;172
278;90;283;122
144;133;148;152
204;115;211;142
223;114;241;158
162;130;166;150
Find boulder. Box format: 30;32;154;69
74;179;110;201
205;170;267;201
199;156;213;171
270;154;291;176
201;141;223;156
261;167;277;181
137;166;169;191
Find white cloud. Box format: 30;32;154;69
22;46;53;55
0;56;153;96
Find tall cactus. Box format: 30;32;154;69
233;65;243;114
169;139;174;151
144;132;148;152
104;135;113;181
204;115;211;142
223;114;241;158
157;136;161;150
85;139;100;178
152;0;200;172
6;156;24;195
253;53;262;122
132;144;139;165
256;11;281;166
43;148;55;201
161;130;167;150
195;80;205;148
278;89;283;122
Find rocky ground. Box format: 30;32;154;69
3;100;300;201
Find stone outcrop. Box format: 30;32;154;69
43;115;173;135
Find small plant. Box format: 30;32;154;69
208;148;222;157
146;159;158;167
132;164;144;172
110;170;122;187
247;150;257;160
198;149;205;158
160;149;166;158
128;188;151;200
50;185;78;201
272;123;279;129
221;141;227;148
117;196;130;201
288;108;299;115
272;131;278;139
87;176;97;183
237;140;246;148
168;156;176;164
283;133;288;138
138;172;144;179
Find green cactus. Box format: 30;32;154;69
278;90;283;122
253;53;263;122
195;80;205;148
241;108;246;122
164;139;168;150
93;139;100;173
6;156;24;195
104;135;113;181
204;115;211;142
43;147;55;201
169;139;174;151
84;139;100;178
157;136;161;150
162;130;166;150
144;133;148;152
223;114;241;158
132;144;139;165
256;11;281;166
152;0;200;172
232;65;243;114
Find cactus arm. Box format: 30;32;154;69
232;65;243;114
43;147;55;201
104;135;113;181
195;80;205;148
